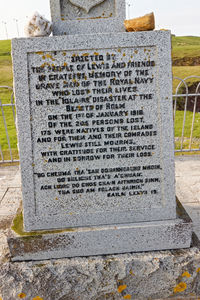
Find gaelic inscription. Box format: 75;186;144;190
28;46;163;215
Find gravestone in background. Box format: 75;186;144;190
9;0;192;261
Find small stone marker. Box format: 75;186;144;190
10;0;193;261
50;0;126;35
24;12;52;37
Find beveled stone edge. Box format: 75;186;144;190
7;199;193;262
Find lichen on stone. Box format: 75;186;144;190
11;211;76;237
24;12;52;37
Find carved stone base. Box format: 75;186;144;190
8;200;192;262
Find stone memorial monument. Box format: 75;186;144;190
8;0;192;261
50;0;126;35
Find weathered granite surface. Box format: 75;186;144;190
7;199;192;261
50;0;126;35
24;12;52;37
12;31;176;232
1;159;200;299
1;232;200;300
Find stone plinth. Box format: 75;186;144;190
7;200;192;261
1;234;200;300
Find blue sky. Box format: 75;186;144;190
0;0;200;39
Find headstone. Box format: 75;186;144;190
13;31;178;231
50;0;126;35
10;0;192;260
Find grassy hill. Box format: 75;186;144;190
0;36;200;158
172;36;200;94
0;40;16;161
0;39;12;85
172;36;200;61
0;39;11;61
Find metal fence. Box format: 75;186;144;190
173;76;200;152
0;86;19;164
0;77;200;164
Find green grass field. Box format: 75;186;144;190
174;110;200;138
173;66;200;94
0;40;17;161
172;36;200;60
174;110;200;153
172;36;200;93
0;36;200;160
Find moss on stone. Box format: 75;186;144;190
11;211;76;237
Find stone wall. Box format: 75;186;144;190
1;230;200;300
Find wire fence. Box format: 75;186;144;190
0;77;200;164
